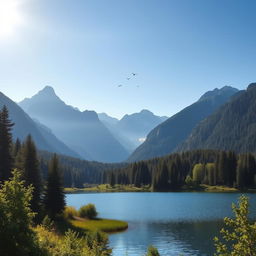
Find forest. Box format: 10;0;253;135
104;150;256;191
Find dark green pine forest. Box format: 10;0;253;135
104;150;256;191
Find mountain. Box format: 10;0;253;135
128;86;239;162
19;86;129;163
179;83;256;153
98;110;168;152
98;113;119;128
0;91;79;157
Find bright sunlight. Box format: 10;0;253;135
0;0;24;38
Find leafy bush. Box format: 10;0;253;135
79;204;97;219
63;206;78;219
35;226;112;256
214;195;256;256
0;170;43;256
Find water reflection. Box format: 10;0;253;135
66;192;256;256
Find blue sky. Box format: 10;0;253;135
0;0;256;118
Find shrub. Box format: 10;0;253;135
214;195;256;256
146;246;160;256
79;204;97;219
63;206;78;219
0;170;43;256
41;215;54;231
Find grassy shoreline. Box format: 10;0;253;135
65;184;256;193
70;218;128;233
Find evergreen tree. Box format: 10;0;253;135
226;151;237;186
152;161;169;191
43;154;65;219
245;153;256;187
0;106;14;181
21;135;42;218
109;172;115;187
216;152;227;184
236;155;246;189
12;138;21;158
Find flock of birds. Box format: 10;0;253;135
117;73;140;88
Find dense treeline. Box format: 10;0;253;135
104;150;256;191
38;151;127;187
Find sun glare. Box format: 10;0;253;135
0;0;24;38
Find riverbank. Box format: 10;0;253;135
64;184;256;193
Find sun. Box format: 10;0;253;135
0;0;24;38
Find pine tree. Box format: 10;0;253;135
43;154;65;219
12;138;21;158
21;135;42;218
236;155;246;189
0;106;14;181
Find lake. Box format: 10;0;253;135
66;192;256;256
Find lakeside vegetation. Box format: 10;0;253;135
71;219;128;233
65;184;246;193
103;150;256;192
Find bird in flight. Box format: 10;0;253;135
132;73;138;76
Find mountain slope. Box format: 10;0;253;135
19;86;129;163
128;86;239;162
179;83;256;152
0;92;79;158
98;110;168;153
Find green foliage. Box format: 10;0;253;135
64;206;78;219
185;175;195;187
107;149;256;192
0;105;14;181
192;163;205;184
41;215;54;231
214;195;256;256
145;246;160;256
71;218;128;233
20;135;42;219
43;154;66;219
79;203;98;219
0;170;42;256
205;163;216;186
36;226;112;256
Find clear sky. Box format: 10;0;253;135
0;0;256;119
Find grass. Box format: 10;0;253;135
65;183;251;193
70;218;128;233
65;184;151;193
201;184;238;192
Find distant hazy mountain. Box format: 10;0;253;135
19;86;129;163
0;91;79;158
179;83;256;152
128;86;239;162
98;113;119;128
98;110;168;152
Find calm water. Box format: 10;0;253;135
66;192;256;256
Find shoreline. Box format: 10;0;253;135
65;184;256;194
